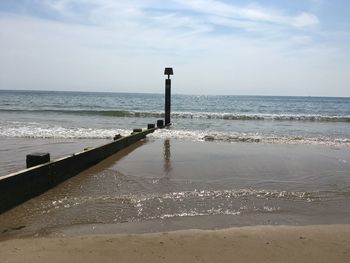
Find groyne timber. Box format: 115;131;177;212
0;128;159;214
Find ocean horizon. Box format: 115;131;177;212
1;89;350;98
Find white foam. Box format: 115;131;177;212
169;112;350;122
0;122;349;146
150;129;350;146
0;125;130;139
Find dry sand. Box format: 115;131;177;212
1;224;350;263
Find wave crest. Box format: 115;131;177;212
1;109;349;122
151;129;350;146
0;123;349;146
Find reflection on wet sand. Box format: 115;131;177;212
163;139;172;177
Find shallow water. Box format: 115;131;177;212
0;138;109;176
1;139;349;235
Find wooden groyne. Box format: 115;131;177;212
0;128;160;214
0;67;174;214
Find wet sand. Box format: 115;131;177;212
1;225;349;263
1;138;350;237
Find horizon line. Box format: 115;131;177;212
0;88;349;99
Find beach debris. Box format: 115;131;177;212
1;225;26;233
12;225;26;231
84;147;93;151
113;134;122;140
203;135;215;141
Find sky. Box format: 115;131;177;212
0;0;349;96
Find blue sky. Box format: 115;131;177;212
0;0;349;96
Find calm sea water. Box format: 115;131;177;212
0;90;349;145
1;90;350;234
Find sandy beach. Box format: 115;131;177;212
1;225;350;263
1;139;350;262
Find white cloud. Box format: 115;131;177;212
0;1;349;96
40;0;319;31
174;0;319;28
291;12;319;27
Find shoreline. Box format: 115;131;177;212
1;224;349;262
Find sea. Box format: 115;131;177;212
0;90;349;144
0;90;350;234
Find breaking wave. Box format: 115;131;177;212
0;124;130;139
1;109;350;122
151;129;350;146
0;123;349;146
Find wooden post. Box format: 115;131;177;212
147;124;155;129
164;67;173;126
157;119;164;128
26;153;50;168
165;78;171;126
